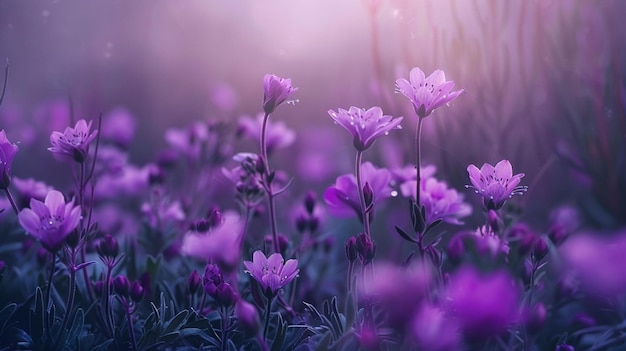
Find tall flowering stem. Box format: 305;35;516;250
260;112;280;254
415;117;424;210
355;151;371;237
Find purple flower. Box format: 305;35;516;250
471;225;510;258
17;190;81;253
328;106;403;151
181;211;244;272
395;67;464;118
202;263;224;295
400;176;471;226
243;250;299;296
48;119;98;163
238;113;296;153
0;130;18;189
324;162;392;219
262;74;298;114
411;303;461;351
12;177;52;205
446;266;521;342
466;159;527;210
101;107;137;148
164;122;208;162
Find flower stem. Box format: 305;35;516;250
56;253;77;347
415;117;424;207
45;252;55;342
220;307;230;351
3;188;19;215
260;112;280;253
263;296;273;342
127;305;138;351
355;150;371;237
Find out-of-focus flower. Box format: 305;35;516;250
94;164;153;200
181;211;244;272
391;164;437;184
214;282;239;306
411;303;461;351
524;302;547;335
238;113;296;153
243;250;299;297
560;231;626;296
466;159;527;210
324;162;392;219
262;74;298;115
113;275;131;296
400;177;471;226
328;106;402;151
94;145;128;176
130;281;144;302
345;236;358;262
101;108;136;148
140;199;185;228
165;122;208;162
472;225;510;258
446;266;521;342
509;223;543;257
362;262;431;329
236;300;261;335
48;119;98;163
0;130;18;189
18;190;81;253
12;177;53;209
202;263;224;295
395;67;464;118
548;206;579;246
187;270;201;295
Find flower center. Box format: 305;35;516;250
40;215;63;232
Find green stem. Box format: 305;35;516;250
221;307;230;351
260;112;280;253
127;306;138;351
263;296;273;342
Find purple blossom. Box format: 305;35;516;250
466;159;527;210
400;176;471;226
262;74;298;115
411;303;461;351
164;122;208;161
395;67;464;118
101;107;137;148
324;162;392;219
48;119;98;163
140;199;185;228
181;211;244;272
0;130;18;189
243;250;299;296
328;106;403;151
17;190;81;253
472;225;510;258
238;113;296;153
446;266;521;342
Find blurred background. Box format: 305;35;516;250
0;0;624;233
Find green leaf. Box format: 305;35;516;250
163;310;189;335
0;303;16;330
61;308;84;350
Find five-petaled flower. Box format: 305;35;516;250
48;119;98;163
243;250;299;297
263;74;298;115
396;67;464;118
328;106;403;151
466;160;527;210
0;130;18;189
18;190;81;253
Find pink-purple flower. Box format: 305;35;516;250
238;113;296;153
400;176;471;226
0;130;18;189
263;74;298;115
48;119;98;163
17;190;81;253
395;67;464;118
466;159;527;210
324;162;392;219
243;250;299;296
328;106;403;151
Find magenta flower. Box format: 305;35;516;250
467;159;527;210
243;250;299;296
17;190;81;253
48;119;98;163
446;266;521;342
262;74;298;115
238;113;296;153
324;162;392;219
395;67;464;118
0;130;18;189
400;176;471;226
328;106;403;151
101;108;137;148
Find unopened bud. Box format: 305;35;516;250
130;281;144;302
363;182;373;209
114;275;131;296
345;237;358;262
215;283;238;307
355;233;376;265
96;234;119;258
188;270;201;295
304;191;316;214
236;300;260;335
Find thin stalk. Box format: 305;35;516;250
259;112;280;253
45;253;56;341
0;60;9;108
220;307;230;351
355;151;371;237
127;305;138;351
263;296;274;342
3;188;19;214
415;117;424;207
56;252;77;347
103;265;114;336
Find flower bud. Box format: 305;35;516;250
525;302;547;335
255;156;266;175
65;229;80;249
345;236;358;262
114;275;131;296
295;215;308;233
93;280;105;296
363;182;374;209
236;300;260;335
188;270;201;295
96;234;119;258
355;233;376;265
446;233;465;263
264;234;289;254
215;283;238;307
130;281;144;302
487;210;501;233
304;191;316;215
533;236;549;257
148;167;166;185
308;217;319;233
509;223;536;256
206;207;223;228
139;271;152;297
203;263;223;296
548;223;568;246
